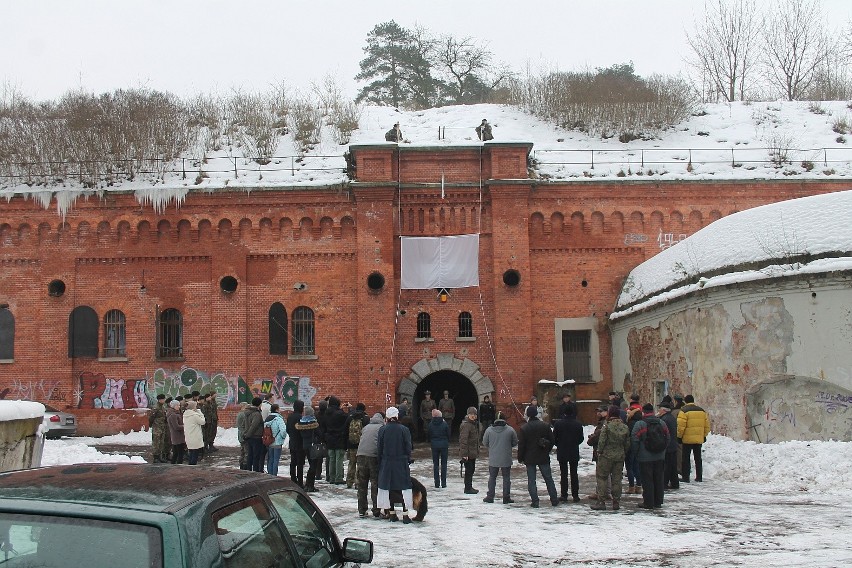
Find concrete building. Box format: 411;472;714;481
610;192;852;442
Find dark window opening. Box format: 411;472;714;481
292;306;315;355
458;311;473;338
220;276;238;293
503;269;521;287
103;309;126;357
158;308;183;359
0;307;13;359
269;303;288;355
417;312;431;339
367;272;385;291
562;329;592;382
69;306;99;358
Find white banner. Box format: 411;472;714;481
400;234;480;289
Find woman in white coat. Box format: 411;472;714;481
183;400;206;465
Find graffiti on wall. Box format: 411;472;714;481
0;378;64;403
658;230;688;250
76;368;318;410
746;376;852;443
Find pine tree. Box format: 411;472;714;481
355;21;439;109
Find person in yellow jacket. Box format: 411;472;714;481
676;394;711;482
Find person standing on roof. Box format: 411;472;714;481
475;119;493;141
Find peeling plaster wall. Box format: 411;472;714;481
611;274;852;441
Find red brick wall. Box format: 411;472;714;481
1;143;847;434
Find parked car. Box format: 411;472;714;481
41;404;77;438
0;463;373;567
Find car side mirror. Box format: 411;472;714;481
342;537;373;564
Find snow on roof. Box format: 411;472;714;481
3;101;852;217
0;400;45;421
611;190;852;319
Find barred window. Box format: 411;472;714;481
0;307;13;360
292;306;315;355
103;309;126;357
562;330;591;382
458;311;473;338
269;302;288;355
158;308;183;359
69;306;99;358
416;312;431;339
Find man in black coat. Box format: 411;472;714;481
658;401;680;490
286;400;305;487
479;395;496;433
553;404;584;502
517;406;559;508
377;406;414;523
324;396;348;484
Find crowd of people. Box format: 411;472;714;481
148;388;711;520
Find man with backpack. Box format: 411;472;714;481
631;403;670;510
344;403;369;488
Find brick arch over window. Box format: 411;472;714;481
396;355;495;402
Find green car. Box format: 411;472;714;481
0;463;373;567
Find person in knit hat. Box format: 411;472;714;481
295;406;322;492
481;411;518;504
458;406;481;494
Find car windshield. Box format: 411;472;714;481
0;513;161;567
268;491;339;568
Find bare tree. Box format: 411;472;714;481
435;34;507;104
762;0;833;100
686;0;761;102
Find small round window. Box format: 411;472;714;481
503;269;521;287
367;272;386;291
48;279;66;297
220;276;238;293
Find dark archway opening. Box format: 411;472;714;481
413;370;479;441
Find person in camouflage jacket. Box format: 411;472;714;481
590;406;631;511
149;394;169;463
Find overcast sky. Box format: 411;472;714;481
4;0;852;101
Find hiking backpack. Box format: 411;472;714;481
348;417;364;445
262;424;274;446
643;419;668;453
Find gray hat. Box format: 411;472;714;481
467;406;478;415
303;405;315;416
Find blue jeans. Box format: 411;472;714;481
525;462;557;505
432;447;448;487
247;438;265;472
266;446;282;476
187;448;201;465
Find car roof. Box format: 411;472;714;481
0;463;295;513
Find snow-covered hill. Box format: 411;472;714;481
3;101;852;216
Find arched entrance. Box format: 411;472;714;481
397;354;494;439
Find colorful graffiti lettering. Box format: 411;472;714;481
76;368;316;410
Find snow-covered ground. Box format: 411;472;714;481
42;428;852;567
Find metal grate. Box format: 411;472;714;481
458;312;473;338
292;307;315;355
103;309;126;357
417;312;432;339
562;330;591;382
158;308;183;358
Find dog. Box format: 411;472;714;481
387;476;428;521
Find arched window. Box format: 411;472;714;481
68;306;99;358
416;312;431;339
158;308;183;359
291;307;315;355
269;303;288;355
458;311;473;338
103;309;126;357
0;307;14;360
